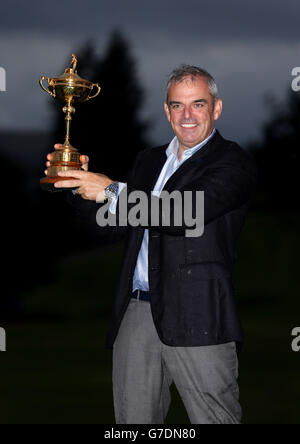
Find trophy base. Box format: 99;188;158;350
41;147;82;192
40;176;79;193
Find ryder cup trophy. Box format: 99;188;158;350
39;54;101;191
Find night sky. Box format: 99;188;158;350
0;0;299;147
1;2;300;425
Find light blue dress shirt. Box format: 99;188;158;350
111;128;216;292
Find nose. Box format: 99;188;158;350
183;105;192;120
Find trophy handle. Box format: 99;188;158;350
39;76;55;98
86;83;101;101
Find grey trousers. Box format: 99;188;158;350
112;299;242;424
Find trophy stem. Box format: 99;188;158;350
63;98;76;149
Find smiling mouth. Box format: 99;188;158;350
180;123;198;129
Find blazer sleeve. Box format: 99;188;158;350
114;143;258;236
183;144;258;225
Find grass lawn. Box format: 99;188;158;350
1;210;299;423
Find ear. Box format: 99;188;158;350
213;98;223;121
164;102;171;122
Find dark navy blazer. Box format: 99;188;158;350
67;130;258;351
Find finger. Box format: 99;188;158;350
58;169;87;179
76;186;84;195
96;190;106;203
47;154;53;160
54;179;81;188
80;155;89;163
77;190;90;199
54;144;63;150
44;170;48;175
80;156;89;172
46;161;50;167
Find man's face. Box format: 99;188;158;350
164;76;222;150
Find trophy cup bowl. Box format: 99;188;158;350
39;54;101;192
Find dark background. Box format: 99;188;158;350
0;0;299;424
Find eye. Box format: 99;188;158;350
170;104;183;110
193;102;204;108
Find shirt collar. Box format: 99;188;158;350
166;127;216;161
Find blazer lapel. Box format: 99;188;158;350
141;145;168;191
162;129;223;192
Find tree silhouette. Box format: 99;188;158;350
33;31;152;277
54;31;151;182
0;32;151;317
250;88;300;210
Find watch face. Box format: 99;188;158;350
105;182;118;201
108;182;118;194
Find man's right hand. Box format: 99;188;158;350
44;143;89;175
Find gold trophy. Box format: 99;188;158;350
39;54;101;191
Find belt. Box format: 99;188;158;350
132;289;150;302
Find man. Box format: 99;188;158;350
46;65;257;424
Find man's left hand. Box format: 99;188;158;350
55;170;114;201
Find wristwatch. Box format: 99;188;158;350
104;181;119;204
